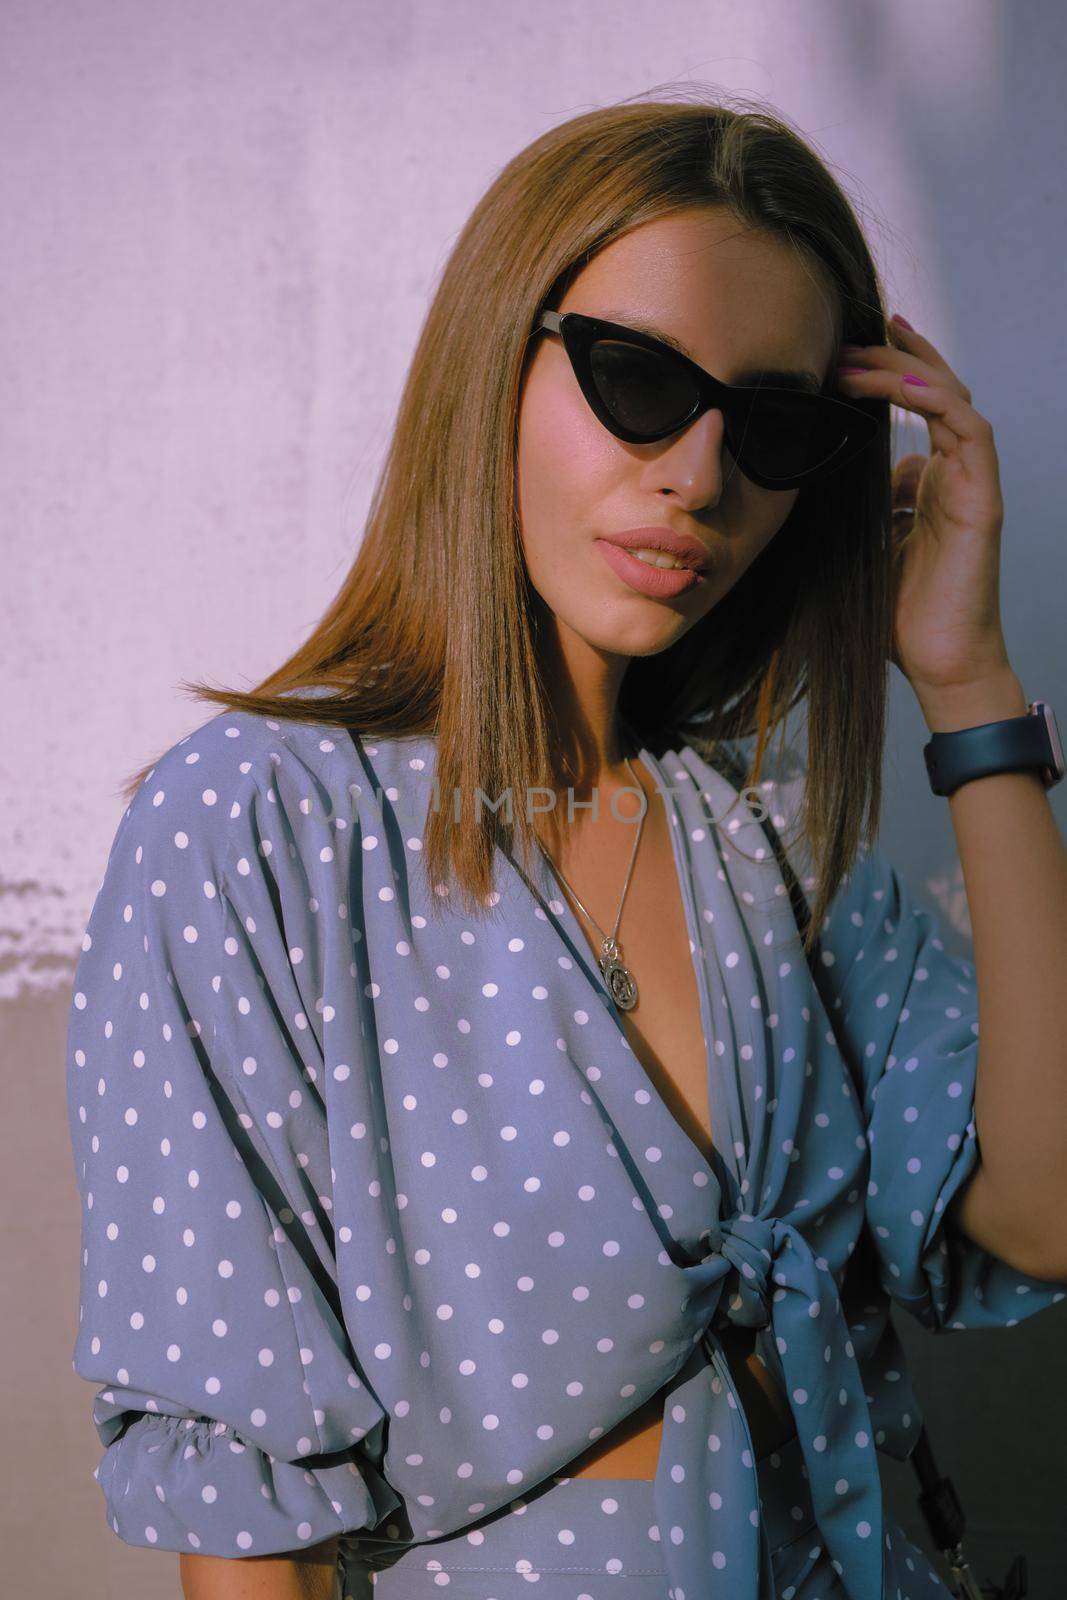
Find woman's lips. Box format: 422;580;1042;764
594;539;706;599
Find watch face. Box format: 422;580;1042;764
1032;701;1065;784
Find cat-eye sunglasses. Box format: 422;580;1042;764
531;309;881;491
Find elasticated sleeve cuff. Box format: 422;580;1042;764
94;1410;401;1556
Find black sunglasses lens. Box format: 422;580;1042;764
731;388;850;483
587;337;854;482
589;340;699;435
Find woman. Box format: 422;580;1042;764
66;92;1067;1600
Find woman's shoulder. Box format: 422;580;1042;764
129;698;329;806
669;729;812;856
113;693;356;876
117;693;439;884
667;726;807;799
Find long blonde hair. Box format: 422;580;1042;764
122;87;896;956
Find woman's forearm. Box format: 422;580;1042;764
914;667;1067;1278
179;1535;340;1599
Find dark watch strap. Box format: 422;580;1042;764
923;699;1064;797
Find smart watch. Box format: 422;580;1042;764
924;699;1065;797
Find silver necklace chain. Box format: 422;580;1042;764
532;754;646;1012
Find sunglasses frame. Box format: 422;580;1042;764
532;309;882;491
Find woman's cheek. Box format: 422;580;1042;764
519;407;611;566
534;399;610;503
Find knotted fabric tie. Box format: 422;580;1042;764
651;1211;887;1600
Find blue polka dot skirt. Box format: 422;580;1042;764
337;1431;951;1600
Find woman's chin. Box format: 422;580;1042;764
566;604;699;658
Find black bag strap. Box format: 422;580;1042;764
711;740;1025;1599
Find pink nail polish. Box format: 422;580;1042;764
902;374;928;387
891;314;914;330
837;366;866;375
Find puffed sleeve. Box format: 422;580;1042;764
813;844;1067;1332
65;727;402;1557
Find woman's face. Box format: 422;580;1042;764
516;206;839;664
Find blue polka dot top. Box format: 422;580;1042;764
66;692;1067;1598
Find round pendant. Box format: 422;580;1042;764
605;959;638;1010
599;940;638;1011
